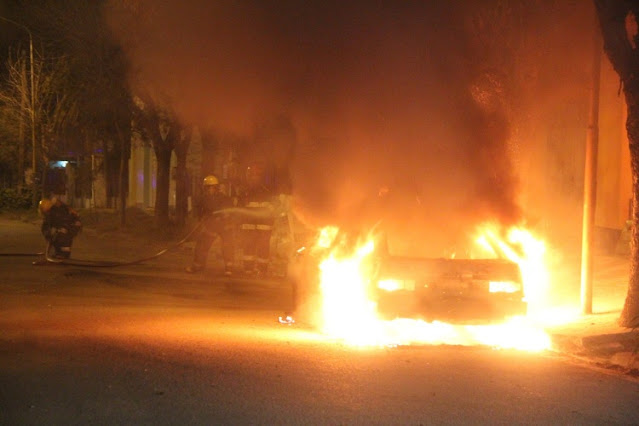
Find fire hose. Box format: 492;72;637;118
40;221;203;267
1;206;279;268
0;251;44;256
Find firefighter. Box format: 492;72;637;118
238;165;275;275
39;197;82;259
186;175;235;275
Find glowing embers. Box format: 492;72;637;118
313;224;552;351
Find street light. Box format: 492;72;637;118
0;15;36;202
580;18;602;316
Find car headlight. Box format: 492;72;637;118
488;280;521;293
377;279;416;292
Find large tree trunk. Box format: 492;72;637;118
595;0;639;327
625;94;639;327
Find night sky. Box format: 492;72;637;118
107;0;593;256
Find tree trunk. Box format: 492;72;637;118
595;0;639;327
39;129;47;198
117;122;130;227
104;144;114;209
623;92;639;326
154;143;172;227
18;55;26;190
102;140;112;209
119;152;127;226
174;126;191;227
199;127;219;178
174;157;188;226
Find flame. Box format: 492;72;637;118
473;223;549;314
318;237;380;344
313;223;554;351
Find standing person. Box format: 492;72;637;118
238;165;275;275
39;197;82;259
186;175;235;275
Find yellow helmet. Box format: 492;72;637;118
203;175;219;186
39;198;53;215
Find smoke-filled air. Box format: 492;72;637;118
106;0;594;257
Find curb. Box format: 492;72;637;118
581;330;639;355
552;330;639;373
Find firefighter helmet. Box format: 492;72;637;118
38;198;53;215
203;175;219;186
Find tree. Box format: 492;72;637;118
107;1;196;228
594;0;639;327
0;43;80;194
0;0;133;213
134;92;182;227
35;0;133;216
0;49;27;187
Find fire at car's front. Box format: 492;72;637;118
374;257;527;323
303;223;552;351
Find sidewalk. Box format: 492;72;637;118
545;254;639;376
2;214;638;375
550;312;639;375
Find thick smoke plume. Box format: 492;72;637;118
107;1;532;255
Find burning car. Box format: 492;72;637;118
373;255;527;322
287;225;529;327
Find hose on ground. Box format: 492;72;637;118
0;252;44;256
41;221;202;267
10;206;277;267
37;206;272;267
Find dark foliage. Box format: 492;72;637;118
0;187;35;210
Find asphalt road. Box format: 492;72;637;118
2;218;639;425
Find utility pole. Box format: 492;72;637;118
0;16;37;204
581;17;602;315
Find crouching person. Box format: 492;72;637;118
39;197;82;259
